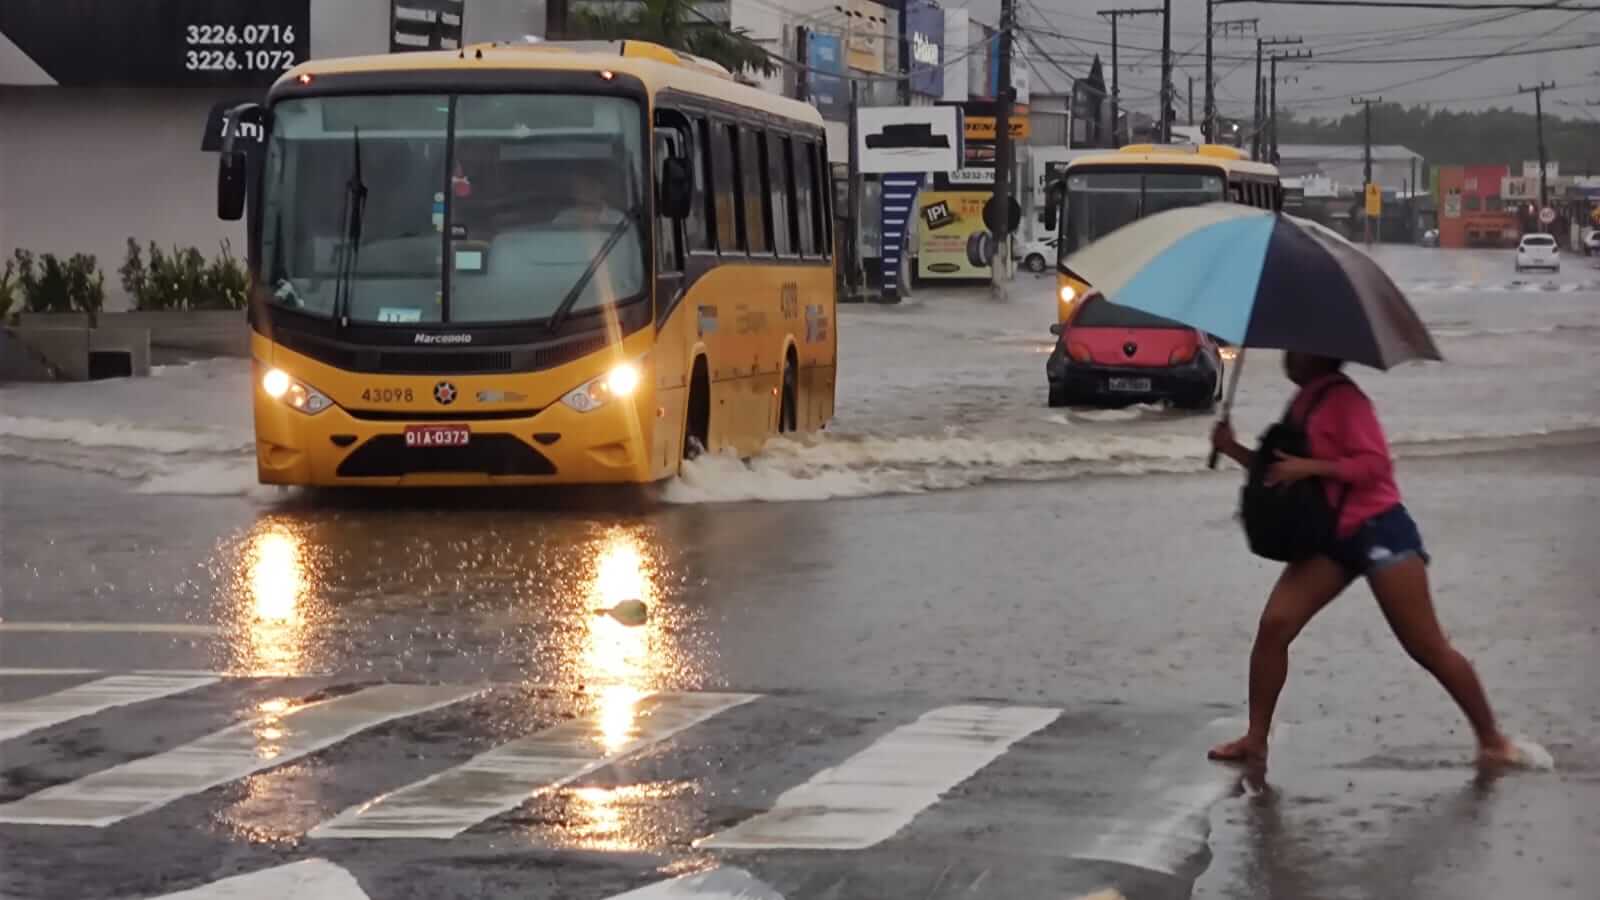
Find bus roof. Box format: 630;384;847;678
1065;144;1280;178
273;39;824;129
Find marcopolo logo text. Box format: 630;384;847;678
414;333;473;345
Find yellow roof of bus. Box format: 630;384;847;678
272;39;824;129
1065;144;1280;178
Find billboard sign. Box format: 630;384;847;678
0;0;310;87
915;190;993;279
906;2;945;98
857;106;962;174
806;31;847;122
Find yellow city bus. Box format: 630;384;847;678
216;40;836;487
1045;144;1282;323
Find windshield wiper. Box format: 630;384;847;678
546;208;640;334
333;126;367;328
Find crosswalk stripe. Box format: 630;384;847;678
603;867;786;899
698;704;1060;851
0;673;218;742
145;859;370;900
309;690;759;840
0;683;482;827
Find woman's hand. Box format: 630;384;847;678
1265;450;1333;486
1211;420;1239;454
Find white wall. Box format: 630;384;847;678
464;0;550;43
1;87;246;310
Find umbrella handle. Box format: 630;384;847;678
1208;348;1248;470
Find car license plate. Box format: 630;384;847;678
1108;377;1152;393
404;425;470;448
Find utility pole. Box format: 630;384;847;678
1518;81;1557;220
992;0;1015;298
1253;36;1301;160
1268;49;1309;164
1353;96;1381;246
1203;4;1257;142
1099;7;1163;148
1189;75;1195;125
1160;0;1172;143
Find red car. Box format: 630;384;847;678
1046;293;1224;411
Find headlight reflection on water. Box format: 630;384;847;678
221;521;326;678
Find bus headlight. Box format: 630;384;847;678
562;360;644;413
262;368;333;414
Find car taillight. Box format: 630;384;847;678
1068;342;1092;364
1169;345;1197;365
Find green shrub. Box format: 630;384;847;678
10;249;103;324
0;257;16;322
121;238;247;311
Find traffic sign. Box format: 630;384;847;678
1539;206;1556;225
1364;182;1381;217
982;195;1022;235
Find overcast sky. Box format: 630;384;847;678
965;0;1600;122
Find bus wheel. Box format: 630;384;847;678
683;356;711;463
779;353;798;434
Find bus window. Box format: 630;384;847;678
768;132;796;256
737;126;771;254
1144;172;1224;217
795;139;817;257
710;121;739;253
653;129;684;274
808;141;831;256
687;116;714;253
1229;182;1244;204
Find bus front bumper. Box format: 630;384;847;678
255;397;663;487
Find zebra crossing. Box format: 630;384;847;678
0;669;1236;900
1401;278;1600;293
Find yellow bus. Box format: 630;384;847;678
1045;144;1282;323
216;40;836;487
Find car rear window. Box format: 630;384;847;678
1522;235;1555;246
1072;297;1187;330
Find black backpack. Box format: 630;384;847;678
1241;378;1351;562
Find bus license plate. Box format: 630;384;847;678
1108;377;1152;393
404;425;470;448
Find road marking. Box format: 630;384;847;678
0;668;104;676
310;691;759;840
145;859;369;900
0;673;218;742
0;683;481;827
0;621;221;635
604;867;786;899
699;704;1060;851
1073;717;1270;877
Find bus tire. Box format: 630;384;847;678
683;356;710;464
779;350;798;434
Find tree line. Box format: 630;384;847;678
1277;102;1600;176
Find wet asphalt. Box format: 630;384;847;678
2;248;1599;899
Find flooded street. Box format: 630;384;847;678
2;247;1597;899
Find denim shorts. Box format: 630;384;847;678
1325;504;1431;578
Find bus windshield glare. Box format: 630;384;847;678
1063;170;1224;254
261;93;646;325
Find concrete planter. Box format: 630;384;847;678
6;323;151;381
15;309;248;361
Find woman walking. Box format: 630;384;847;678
1207;351;1520;769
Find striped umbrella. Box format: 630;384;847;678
1062;203;1441;370
1063;203;1441;467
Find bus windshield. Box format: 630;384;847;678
1063;169;1225;254
261;93;646;325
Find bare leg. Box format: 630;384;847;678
1210;556;1352;763
1368;557;1516;767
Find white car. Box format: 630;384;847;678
1584;229;1600;256
1515;233;1560;273
1015;235;1060;274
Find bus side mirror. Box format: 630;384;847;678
660;157;693;220
1042;184;1064;232
218;151;246;221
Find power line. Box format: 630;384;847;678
1217;0;1600;9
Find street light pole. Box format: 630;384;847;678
1518;81;1557;220
1097;7;1163;148
992;0;1016;298
1160;0;1172;143
1353;96;1381;246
